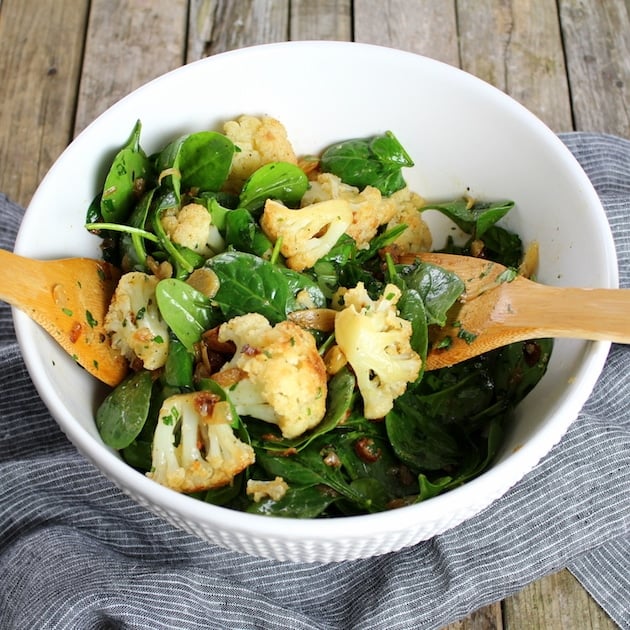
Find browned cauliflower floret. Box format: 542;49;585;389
222;115;298;193
246;476;289;502
212;313;327;439
104;271;170;370
160;202;224;257
386;188;433;255
260;198;353;272
300;172;397;249
147;391;255;493
335;282;422;419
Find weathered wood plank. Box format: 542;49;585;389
0;0;88;207
457;0;573;132
74;0;188;134
443;602;503;630
354;0;459;67
503;569;619;629
187;0;289;61
560;0;630;138
290;0;352;41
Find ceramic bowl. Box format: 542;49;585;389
13;41;617;562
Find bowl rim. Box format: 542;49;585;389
13;40;618;551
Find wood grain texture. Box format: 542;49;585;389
354;0;460;66
457;0;573;132
290;0;352;40
560;0;630;137
503;569;619;629
74;0;188;134
187;0;289;61
446;603;503;630
0;0;88;206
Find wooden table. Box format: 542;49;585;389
0;1;627;628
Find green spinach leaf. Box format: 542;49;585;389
96;369;154;450
101;120;152;223
208;251;324;323
320;131;413;196
246;485;337;518
154;131;235;203
155;278;221;352
398;262;464;326
224;207;274;258
423;198;514;239
239;162;309;213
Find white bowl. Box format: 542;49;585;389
14;41;618;562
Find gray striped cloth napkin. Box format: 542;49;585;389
0;132;628;630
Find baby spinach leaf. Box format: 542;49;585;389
119;188;156;271
397;288;429;362
203;196;231;231
493;338;553;403
256;449;328;487
121;438;153;471
239;162;309;212
101;120;152;223
370;132;414;167
417;473;455;501
415;414;505;501
423;198;514;239
203;473;245;507
208;251;320;323
479;225;523;268
256;437;384;513
155;278;221;352
316;368;357;439
398;262;464;326
387;367;495;471
355;224;407;264
278;266;326;311
246;485;337;518
386;395;467;471
85;192;102;224
309;234;357;297
178;131;235;193
208;251;289;322
224;207;273;257
154;131;235;202
163;336;194;389
96;369;154;450
320;131;413;196
333;430;419;503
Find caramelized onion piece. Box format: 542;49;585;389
288;308;336;332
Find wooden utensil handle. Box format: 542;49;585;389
0;249;50;308
499;282;630;343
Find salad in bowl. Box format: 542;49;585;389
86;113;551;519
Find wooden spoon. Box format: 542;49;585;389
0;249;128;386
407;252;630;371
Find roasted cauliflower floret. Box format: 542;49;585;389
160;202;224;256
223;115;298;193
335;282;422;419
147;391;255;493
260;198;353;272
386;188;433;255
301;172;397;249
246;476;289;502
212;313;327;439
104;271;169;370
